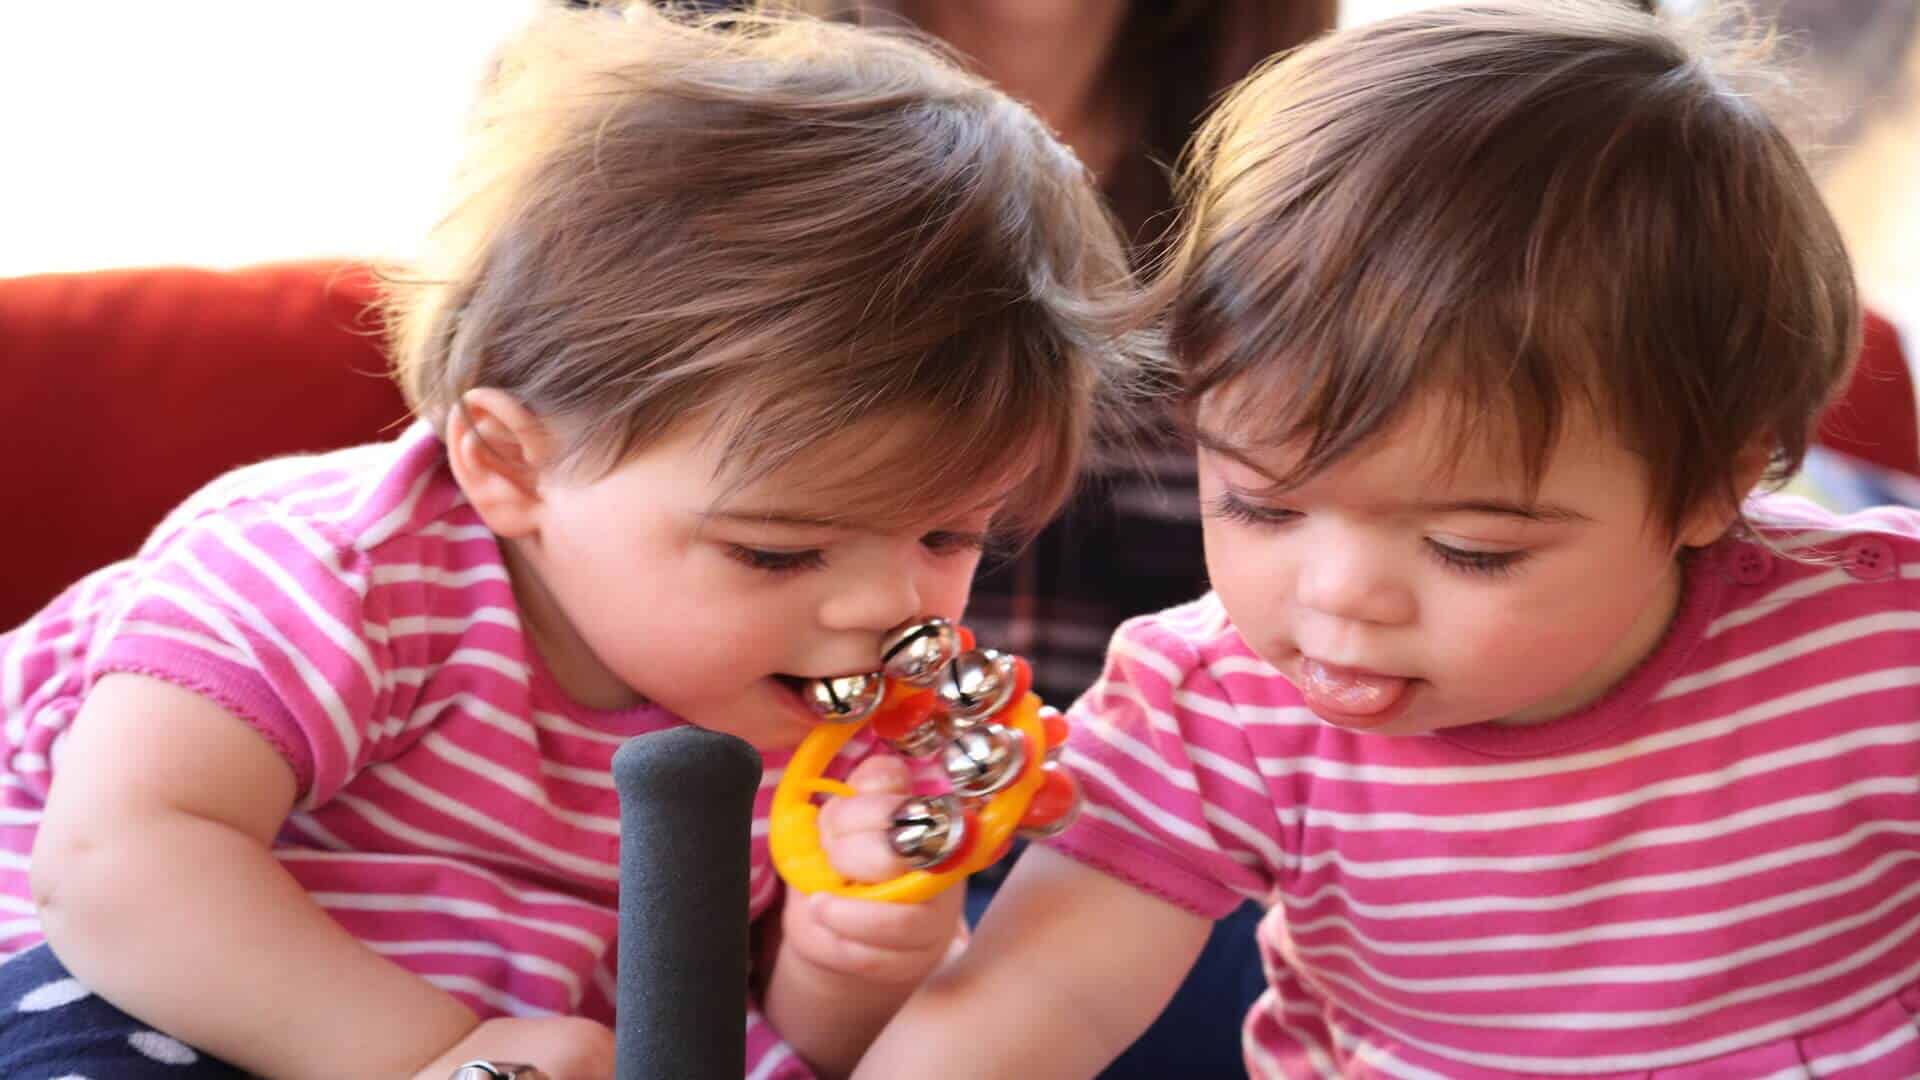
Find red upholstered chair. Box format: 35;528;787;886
0;260;1914;630
1816;309;1919;480
0;262;409;627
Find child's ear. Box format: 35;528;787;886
445;389;557;540
1676;440;1774;548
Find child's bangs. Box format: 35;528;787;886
710;363;1085;544
1187;267;1600;505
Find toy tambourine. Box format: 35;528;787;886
768;617;1082;903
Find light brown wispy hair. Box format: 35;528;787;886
1162;0;1859;536
383;2;1144;539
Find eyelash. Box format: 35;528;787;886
1424;543;1528;577
1205;492;1298;527
726;531;988;576
922;531;990;556
726;546;828;575
1206;492;1530;578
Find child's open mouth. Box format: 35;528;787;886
1294;658;1413;729
765;674;821;725
770;671;883;721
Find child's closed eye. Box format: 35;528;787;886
727;545;828;575
726;530;987;575
1425;540;1529;576
1205;491;1300;527
1206;491;1531;576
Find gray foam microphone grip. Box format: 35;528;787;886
612;727;764;1080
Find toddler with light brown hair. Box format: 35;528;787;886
857;2;1920;1077
0;3;1144;1078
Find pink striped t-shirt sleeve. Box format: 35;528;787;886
1048;609;1281;919
86;499;394;806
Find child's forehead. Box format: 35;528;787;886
1199;388;1627;500
705;413;1028;528
709;466;1010;529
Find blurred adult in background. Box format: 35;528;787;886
756;4;1337;1077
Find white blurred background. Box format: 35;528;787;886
0;1;539;277
0;0;1913;320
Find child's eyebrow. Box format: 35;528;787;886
1414;499;1590;524
703;509;847;529
701;511;994;541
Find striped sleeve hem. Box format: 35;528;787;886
1047;813;1245;920
91;646;315;794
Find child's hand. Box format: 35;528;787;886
782;756;968;988
410;1016;615;1080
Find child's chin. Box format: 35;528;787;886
670;683;815;749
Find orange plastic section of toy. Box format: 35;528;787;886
1043;709;1070;750
871;692;938;743
768;679;1052;904
1021;766;1079;829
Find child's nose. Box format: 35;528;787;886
819;569;923;636
1295;545;1412;626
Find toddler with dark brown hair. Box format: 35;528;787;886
0;4;1144;1078
859;3;1920;1077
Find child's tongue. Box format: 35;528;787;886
1298;658;1409;726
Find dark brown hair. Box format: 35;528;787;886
1162;0;1859;536
384;3;1146;539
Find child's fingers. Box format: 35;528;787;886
817;788;909;836
844;754;912;793
805;890;960;953
816;792;915;881
781;901;936;984
816;756;917;881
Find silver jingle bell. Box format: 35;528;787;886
941;722;1028;798
880;617;961;687
888;794;967;868
936;648;1018;725
804;672;884;723
885;714;951;758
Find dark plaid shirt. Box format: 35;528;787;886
968;445;1207;708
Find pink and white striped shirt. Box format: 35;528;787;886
1052;496;1920;1078
0;421;866;1080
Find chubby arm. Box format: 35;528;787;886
853;845;1212;1080
762;757;967;1078
763;886;966;1078
31;673;480;1079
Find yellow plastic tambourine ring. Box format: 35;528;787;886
769;681;1046;904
